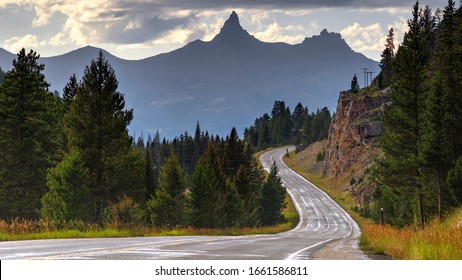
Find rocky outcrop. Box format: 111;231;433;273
325;89;389;179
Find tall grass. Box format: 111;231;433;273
0;193;299;241
361;211;462;260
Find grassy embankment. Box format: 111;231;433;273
284;150;462;260
0;149;298;241
0;200;297;241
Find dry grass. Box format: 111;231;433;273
361;212;462;259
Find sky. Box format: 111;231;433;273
0;0;448;61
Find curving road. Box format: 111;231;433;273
0;147;367;260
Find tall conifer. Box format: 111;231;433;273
376;1;432;227
64;51;143;221
0;49;59;219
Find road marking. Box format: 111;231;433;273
285;238;334;260
27;237;226;260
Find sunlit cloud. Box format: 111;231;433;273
0;0;445;60
340;22;386;53
254;22;306;44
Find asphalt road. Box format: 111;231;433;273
0;147;367;260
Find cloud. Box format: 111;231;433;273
0;0;442;60
4;34;41;52
254;22;306;44
340;22;386;53
388;17;409;47
149;95;195;107
137;0;445;9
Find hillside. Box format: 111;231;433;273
292;87;390;210
0;11;378;138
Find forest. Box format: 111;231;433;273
372;0;462;228
0;50;301;229
244;101;331;151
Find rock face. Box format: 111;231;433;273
325;90;390;179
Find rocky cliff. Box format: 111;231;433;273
324;88;390;204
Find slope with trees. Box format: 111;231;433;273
244;100;332;150
372;0;462;228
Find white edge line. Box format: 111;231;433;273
285;238;334;260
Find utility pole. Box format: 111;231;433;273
362;68;369;88
367;71;375;87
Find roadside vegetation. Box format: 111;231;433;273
0;192;298;241
360;208;462;259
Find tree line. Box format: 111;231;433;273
0;49;287;228
373;0;462;228
244;100;332;150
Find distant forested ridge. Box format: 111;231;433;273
0;50;286;227
372;0;462;228
244;100;332;150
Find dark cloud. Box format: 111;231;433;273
144;0;444;10
89;0;446;46
88;15;191;44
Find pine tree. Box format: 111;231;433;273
419;75;452;220
435;1;462;203
189;144;221;228
0;49;60;219
260;162;287;226
41;151;91;221
379;28;395;89
145;148;156;203
62;74;79;112
447;157;462;202
233;146;264;226
375;1;432;227
223;127;244;177
147;153;187;227
64;51;143;221
0;66;5;84
219;179;245;227
351;74;360;93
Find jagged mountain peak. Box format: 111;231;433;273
225;11;240;29
302;29;343;44
212;11;257;44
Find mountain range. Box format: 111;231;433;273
0;11;379;139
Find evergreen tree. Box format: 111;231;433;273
0;49;60;219
62;74;79;112
260;162;287;225
233;146;264;226
351;74;360;93
145;148;156;203
64;51;143;221
436;1;462;202
270;101;292;145
219;179;245;227
379;28;395;89
447;157;462;202
375;1;432;227
189;144;221;228
0;66;5;84
419;75;452;220
147;154;187;227
41;151;91;221
223;127;244;177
